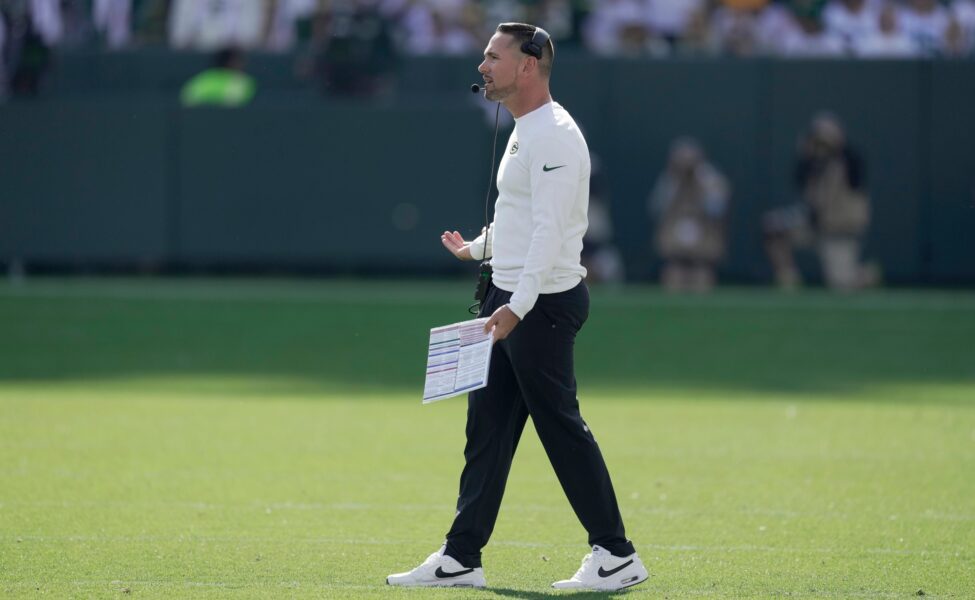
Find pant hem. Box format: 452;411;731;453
443;543;481;569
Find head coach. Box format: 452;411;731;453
387;22;648;592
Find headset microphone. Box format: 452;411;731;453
471;83;481;93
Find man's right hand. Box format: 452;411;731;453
441;230;474;261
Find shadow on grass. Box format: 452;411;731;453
1;279;973;401
481;588;637;599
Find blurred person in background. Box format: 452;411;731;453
393;0;471;55
304;0;397;97
4;0;54;97
823;0;879;53
674;4;721;56
398;4;478;55
779;0;846;56
180;47;256;107
583;0;654;56
942;9;975;56
525;0;579;48
709;0;770;57
854;3;920;57
390;0;436;54
649;138;730;293
130;0;172;45
953;0;975;52
0;8;7;100
479;0;529;36
92;0;131;49
169;0;266;50
747;0;798;53
897;0;951;56
23;0;63;46
645;0;708;53
763;112;879;291
582;154;626;284
57;0;92;47
426;8;480;55
266;0;319;52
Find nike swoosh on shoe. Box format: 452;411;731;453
435;566;475;578
597;559;634;578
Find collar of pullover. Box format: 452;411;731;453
513;101;556;132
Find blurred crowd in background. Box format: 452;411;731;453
0;0;961;291
3;0;974;99
4;1;975;103
2;0;974;59
583;113;879;293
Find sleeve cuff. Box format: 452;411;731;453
506;296;534;320
468;239;490;261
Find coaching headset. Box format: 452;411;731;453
521;26;550;60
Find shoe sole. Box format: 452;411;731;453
386;578;485;588
552;573;649;592
617;573;648;590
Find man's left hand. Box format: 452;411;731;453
484;304;520;341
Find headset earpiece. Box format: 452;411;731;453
520;27;550;60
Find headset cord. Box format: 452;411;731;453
469;101;502;315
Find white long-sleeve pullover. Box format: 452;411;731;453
468;101;589;319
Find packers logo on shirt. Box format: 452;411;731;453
509;141;519;155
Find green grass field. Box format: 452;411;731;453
1;278;973;598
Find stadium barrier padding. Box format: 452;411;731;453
1;55;972;283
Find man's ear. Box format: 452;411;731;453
520;56;537;76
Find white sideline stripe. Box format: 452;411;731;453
3;535;967;557
0;580;938;598
4;534;550;548
1;283;973;312
2;580;383;591
0;500;459;512
0;500;458;512
0;284;455;307
3;499;973;522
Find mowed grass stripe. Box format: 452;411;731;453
1;278;973;395
3;500;974;523
1;277;974;311
5;535;969;557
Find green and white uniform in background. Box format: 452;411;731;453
180;69;256;107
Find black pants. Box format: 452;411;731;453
443;280;634;568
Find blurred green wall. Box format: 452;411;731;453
1;53;972;283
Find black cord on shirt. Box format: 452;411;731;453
469;102;502;315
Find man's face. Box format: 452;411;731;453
478;33;524;102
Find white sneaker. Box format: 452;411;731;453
386;545;486;588
552;545;648;591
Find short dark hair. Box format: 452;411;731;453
496;23;554;77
